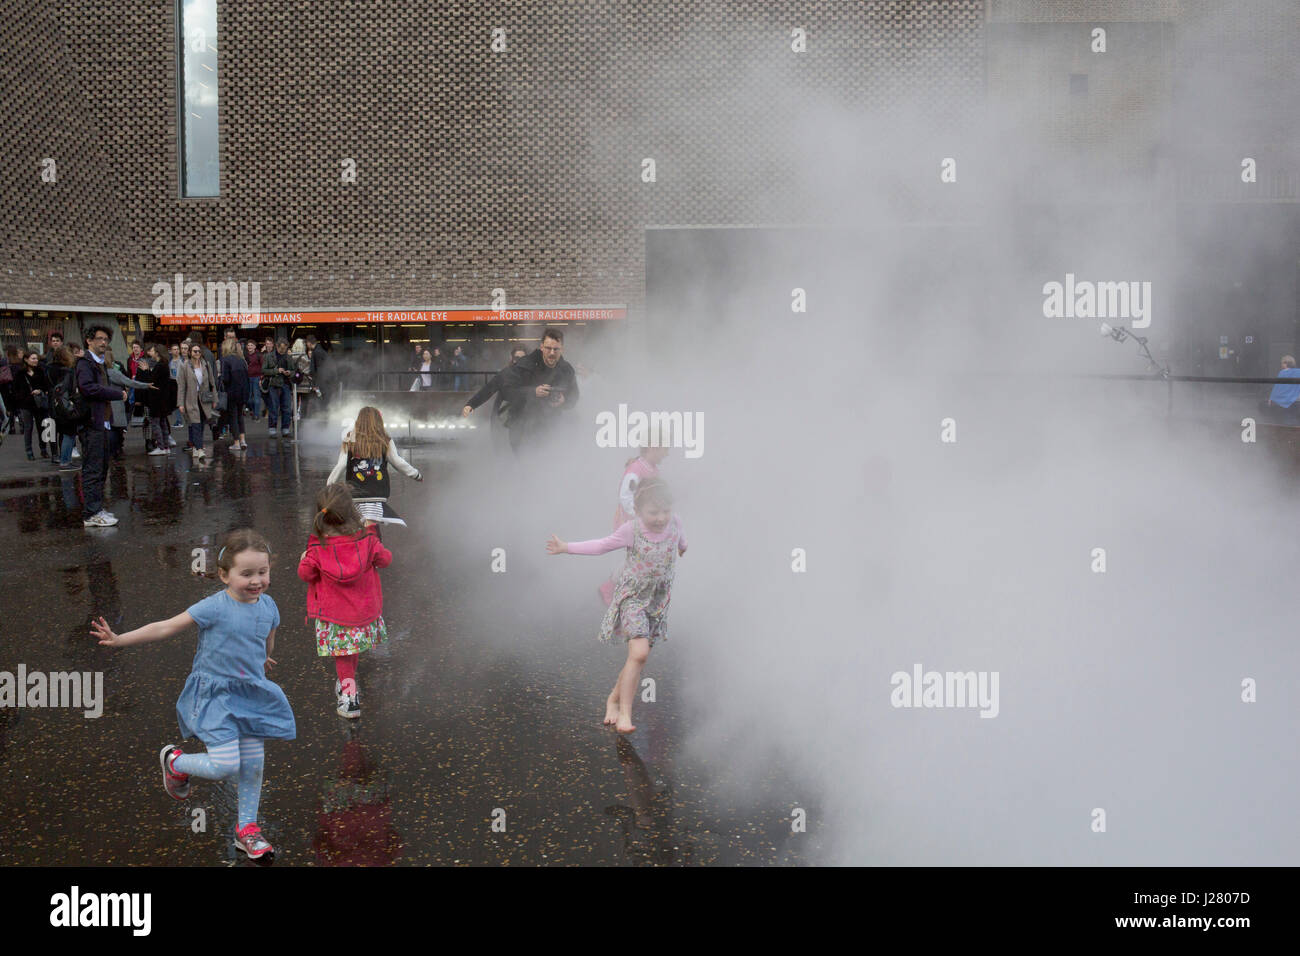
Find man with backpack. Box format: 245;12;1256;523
75;325;129;528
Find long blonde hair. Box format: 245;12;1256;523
348;406;391;460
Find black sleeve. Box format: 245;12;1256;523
466;370;504;410
75;361;122;402
11;372;33;406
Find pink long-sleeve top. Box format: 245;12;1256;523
566;515;687;555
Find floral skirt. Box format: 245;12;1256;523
315;617;387;657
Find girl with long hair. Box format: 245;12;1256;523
326;406;423;527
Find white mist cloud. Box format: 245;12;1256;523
404;4;1299;864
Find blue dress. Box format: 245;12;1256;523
175;591;297;746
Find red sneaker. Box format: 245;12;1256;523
234;822;274;860
159;744;191;800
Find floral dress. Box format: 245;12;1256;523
316;618;387;657
599;517;681;648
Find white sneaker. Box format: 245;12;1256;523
167;437;177;447
148;447;168;456
83;511;118;528
268;427;278;437
71;449;81;459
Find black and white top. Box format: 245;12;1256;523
327;426;421;525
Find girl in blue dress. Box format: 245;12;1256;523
91;529;296;860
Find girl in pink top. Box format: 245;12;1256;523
599;445;669;606
547;477;686;734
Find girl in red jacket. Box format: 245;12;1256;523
298;483;392;719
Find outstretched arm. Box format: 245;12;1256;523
386;439;421;480
464;370;503;411
107;367;152;389
548;521;635;556
91;611;195;648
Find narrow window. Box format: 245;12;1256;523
178;0;219;196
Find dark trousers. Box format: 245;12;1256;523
20;408;45;456
144;414;169;449
221;402;245;438
79;425;111;519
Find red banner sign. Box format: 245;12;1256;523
158;308;626;326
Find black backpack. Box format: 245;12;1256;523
56;365;92;426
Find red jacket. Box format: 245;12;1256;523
298;528;392;626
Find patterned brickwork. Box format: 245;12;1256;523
2;1;1292;317
1;1;984;314
0;0;148;305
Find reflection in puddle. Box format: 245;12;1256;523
313;728;402;866
605;734;682;865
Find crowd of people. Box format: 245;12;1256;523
0;323;588;526
0;329;330;486
406;343;470;391
0;327;330;526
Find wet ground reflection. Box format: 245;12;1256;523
0;431;814;865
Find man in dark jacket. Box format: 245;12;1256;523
42;331;64;369
263;339;294;435
461;347;525;426
498;329;579;455
305;335;330;415
76;325;129;527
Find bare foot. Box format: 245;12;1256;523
616;712;636;734
604;693;620;726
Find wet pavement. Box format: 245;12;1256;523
0;418;817;866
